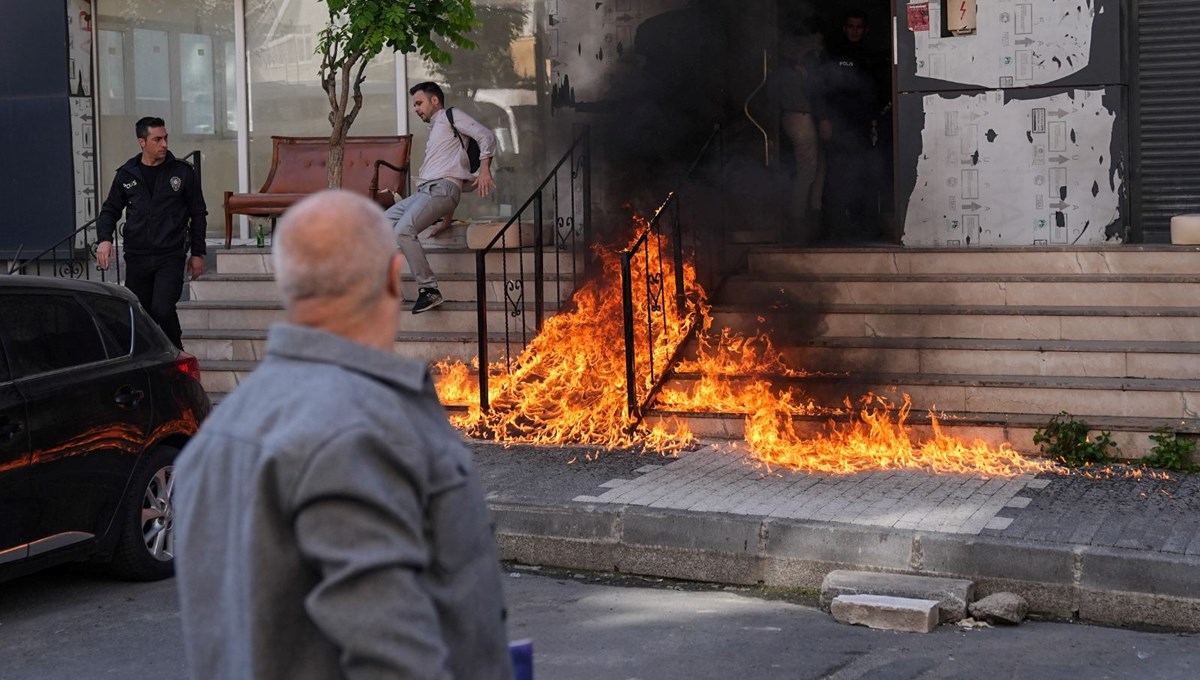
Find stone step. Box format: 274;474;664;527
644;408;1198;458
197;360;258;394
774;337;1200;381
179;300;552;334
748;245;1200;276
214;246;588;278
721;274;1200;308
189;273;577;304
183;328;517;364
711;305;1200;343
201;358;487;396
660;372;1200;422
830;595;940;633
820;570;974;623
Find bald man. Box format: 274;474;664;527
173;190;513;680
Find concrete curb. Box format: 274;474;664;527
491;500;1200;632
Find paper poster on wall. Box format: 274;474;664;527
907;2;930;32
904;89;1121;247
912;0;1094;87
947;0;976;36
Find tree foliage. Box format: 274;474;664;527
317;0;477;187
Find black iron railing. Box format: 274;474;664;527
620;124;727;421
5;150;203;282
476;127;592;412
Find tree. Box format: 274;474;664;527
317;0;476;188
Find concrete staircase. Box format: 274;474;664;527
182;230;581;399
648;245;1200;457
184;235;1200;458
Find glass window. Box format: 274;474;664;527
0;295;106;379
405;1;547;221
85;294;135;358
246;0;398;190
98;29;126;116
0;340;10;384
180;33;216;135
97;2;237;241
133;307;171;356
133;28;171;121
225;41;238;132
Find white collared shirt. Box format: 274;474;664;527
415;108;498;185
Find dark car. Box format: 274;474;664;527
0;276;211;582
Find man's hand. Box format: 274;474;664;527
473;158;496;198
189;255;205;280
819;120;833;142
427;214;454;238
96;240;113;270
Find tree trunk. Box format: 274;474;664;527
328;122;346;189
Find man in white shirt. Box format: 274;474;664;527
390;81;498;314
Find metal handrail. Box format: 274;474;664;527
476;128;592;412
620;124;726;421
5;150;203;282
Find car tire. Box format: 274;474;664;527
108;445;179;581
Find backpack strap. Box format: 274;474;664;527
445;107;467;152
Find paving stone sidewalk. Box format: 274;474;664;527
471;440;1200;555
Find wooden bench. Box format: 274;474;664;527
223;135;412;247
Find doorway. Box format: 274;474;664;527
775;0;895;244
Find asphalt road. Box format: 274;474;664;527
0;565;1196;680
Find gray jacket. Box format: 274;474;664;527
174;323;513;680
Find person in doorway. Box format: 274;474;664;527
390;81;498;314
815;9;881;242
173;189;514;680
96;116;207;349
776;18;827;244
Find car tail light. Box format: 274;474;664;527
176;352;202;383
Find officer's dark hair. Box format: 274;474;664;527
408;81;445;105
135;116;166;140
845;8;868;24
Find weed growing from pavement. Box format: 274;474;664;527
1033;412;1117;467
1142;427;1199;473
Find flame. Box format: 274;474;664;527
438;215;694;451
437;215;1052;477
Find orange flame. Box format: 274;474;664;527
437;216;1051;477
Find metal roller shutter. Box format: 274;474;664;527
1136;0;1200;242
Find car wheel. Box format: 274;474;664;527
109;445;179;581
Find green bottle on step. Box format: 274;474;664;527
256;224;266;248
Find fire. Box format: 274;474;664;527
436;215;1052;477
437;215;693;451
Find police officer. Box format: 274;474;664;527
97;117;207;349
815;9;882;241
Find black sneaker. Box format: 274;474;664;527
412;287;444;314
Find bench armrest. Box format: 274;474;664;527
371;159;410;196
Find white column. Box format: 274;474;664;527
234;0;250;242
396;51;409;135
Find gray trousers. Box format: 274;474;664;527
387;178;462;288
781;110;824;216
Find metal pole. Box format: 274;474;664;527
582;128;593;277
621;252;638;420
673;199;686;312
476;250;490;414
534;191;545;331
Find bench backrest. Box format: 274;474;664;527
259;135;412;195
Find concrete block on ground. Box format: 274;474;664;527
968;592;1028;625
830;594;939;633
820;570;974;622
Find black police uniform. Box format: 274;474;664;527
97;152;207;349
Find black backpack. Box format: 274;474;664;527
445;107;482;173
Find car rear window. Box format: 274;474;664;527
0;341;10;384
0;293;107;379
85;293;135;357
